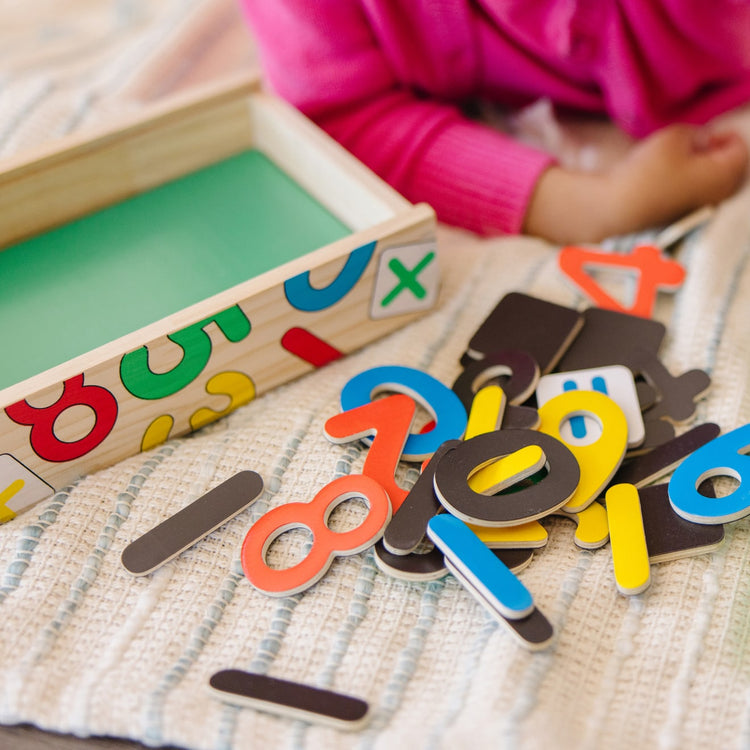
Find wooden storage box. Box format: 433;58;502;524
0;75;438;521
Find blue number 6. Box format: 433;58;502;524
669;424;750;524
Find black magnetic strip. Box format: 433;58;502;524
121;470;263;575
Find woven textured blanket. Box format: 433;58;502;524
2;3;750;749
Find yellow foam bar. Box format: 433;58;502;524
467;444;548;547
469;520;548;549
606;483;650;595
465;385;506;440
469;445;546;495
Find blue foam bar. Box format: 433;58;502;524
427;513;534;619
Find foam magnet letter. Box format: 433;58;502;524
373;542;447;581
498;405;541;431
370;241;440;319
0;454;54;522
669;424;750;524
639;483;724;563
427;514;534;619
339;365;467;461
324;394;416;513
538;389;628;512
377;436;545;580
428;514;554;650
442;555;553;650
536;365;645;449
491;548;535;575
241;474;390;596
558;244;685;319
387;432;550;553
465;293;583;373
610;422;721;489
382;440;459;555
209;670;370;730
462;382;548;546
122;471;264;575
452;349;540;412
468;445;547;495
434;430;580;526
555;307;665;373
635;418;677;456
555;502;610;550
605;483;651;596
464;385;506;440
467;520;549;550
630;348;711;425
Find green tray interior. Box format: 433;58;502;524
0;149;351;392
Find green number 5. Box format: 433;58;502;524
120;306;251;400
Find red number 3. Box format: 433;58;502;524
5;374;118;463
241;474;390;596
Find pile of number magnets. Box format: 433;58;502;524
121;292;741;730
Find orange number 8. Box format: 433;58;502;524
241;474;391;597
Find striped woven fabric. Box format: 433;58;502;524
2;3;750;749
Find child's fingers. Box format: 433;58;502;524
689;129;748;204
692;128;747;156
523;125;748;245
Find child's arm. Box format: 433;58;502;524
525;125;749;244
241;1;748;243
241;0;555;236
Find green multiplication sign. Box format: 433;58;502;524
380;252;436;307
0;150;351;392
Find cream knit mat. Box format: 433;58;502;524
3;3;750;749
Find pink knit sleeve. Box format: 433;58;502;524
240;0;554;236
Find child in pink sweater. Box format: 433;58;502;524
240;1;750;244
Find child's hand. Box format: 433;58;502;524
610;125;749;236
524;124;748;244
